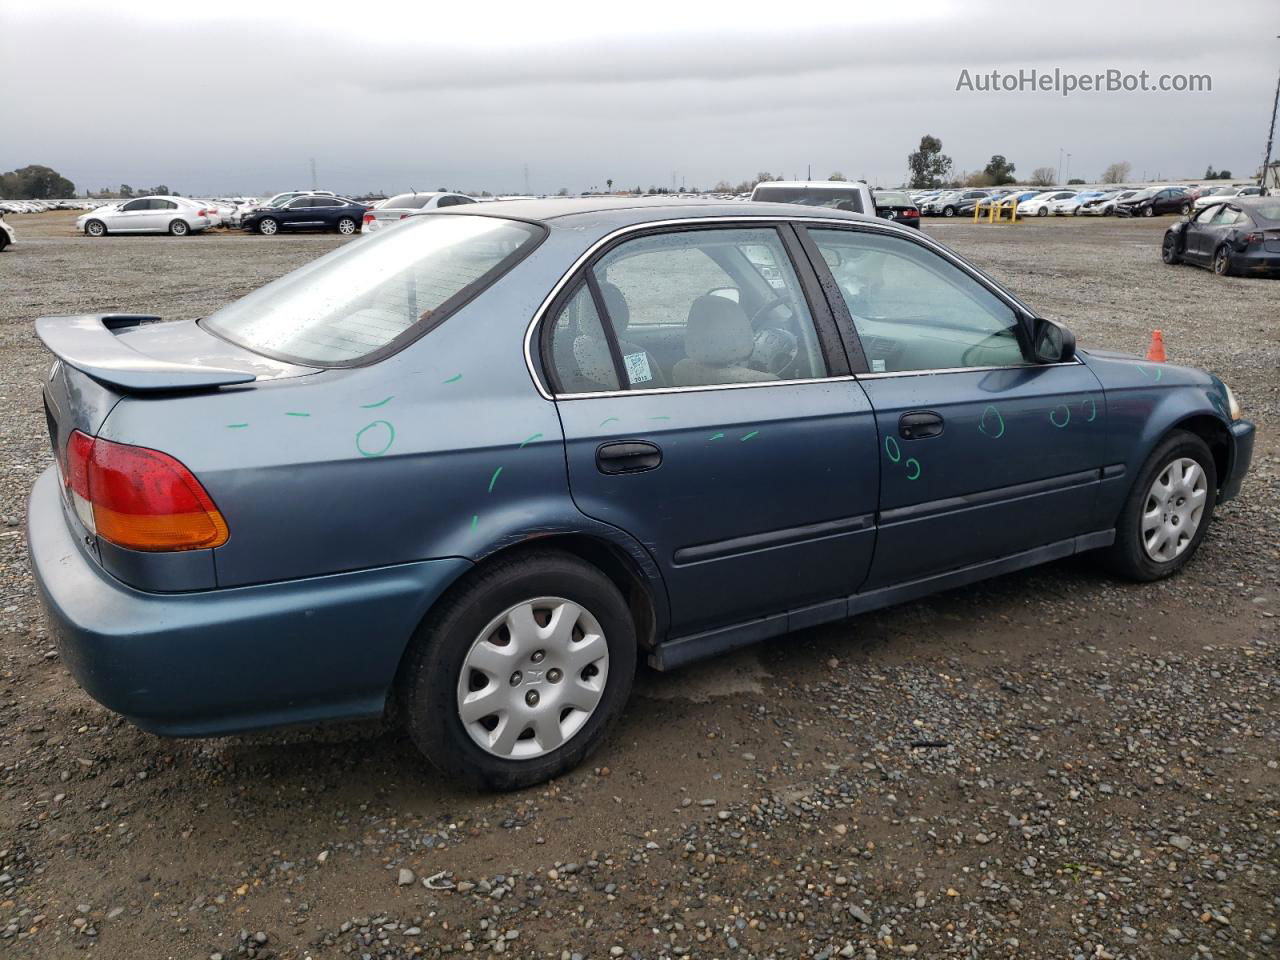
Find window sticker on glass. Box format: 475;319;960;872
871;358;886;372
624;351;653;384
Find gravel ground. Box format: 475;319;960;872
0;212;1276;960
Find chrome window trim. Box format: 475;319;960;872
522;214;1041;401
554;374;858;401
855;358;1083;380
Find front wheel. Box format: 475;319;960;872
398;551;636;790
1161;234;1181;265
1143;206;1155;217
169;219;189;236
942;206;956;217
1102;431;1216;582
257;217;279;236
336;216;357;235
85;219;106;237
1181;203;1192;215
1037;207;1048;217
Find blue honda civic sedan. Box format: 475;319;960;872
28;199;1255;789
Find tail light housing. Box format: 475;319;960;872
197;208;209;217
362;212;376;224
1244;232;1264;245
63;430;228;551
903;208;920;217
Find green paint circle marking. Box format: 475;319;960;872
905;458;921;481
708;432;725;441
361;395;394;409
740;430;759;442
1084;397;1097;422
487;466;504;493
884;435;901;463
979;404;1005;439
519;432;543;448
443;373;463;384
1049;405;1071;429
355;420;395;457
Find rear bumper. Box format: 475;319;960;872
1231;250;1280;275
27;467;471;736
1220;419;1255;503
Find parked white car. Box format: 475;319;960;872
749;180;876;215
1191;185;1263;213
1050;191;1105;216
0;213;15;251
76;196;213;237
360;192;476;234
1016;190;1077;217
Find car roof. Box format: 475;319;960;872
753;180;868;190
436;197;879;228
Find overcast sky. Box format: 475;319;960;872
2;0;1277;196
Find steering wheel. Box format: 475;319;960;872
746;293;795;328
960;331;1019;367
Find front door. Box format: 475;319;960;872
546;223;879;637
1183;204;1220;263
799;224;1110;589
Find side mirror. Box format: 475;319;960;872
1032;318;1076;364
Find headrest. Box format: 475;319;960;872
598;281;630;331
572;335;616;388
685;295;754;365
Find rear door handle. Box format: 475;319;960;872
899;411;944;440
596;441;662;475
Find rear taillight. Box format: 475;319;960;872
62;430;228;551
1244;232;1264;245
399;214;409;219
904;208;920;217
197;209;208;217
362;213;375;224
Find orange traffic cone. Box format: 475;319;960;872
1146;329;1166;363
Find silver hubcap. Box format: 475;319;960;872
1142;457;1207;562
261;220;276;234
173;222;186;234
456;597;609;760
339;220;355;234
88;223;103;235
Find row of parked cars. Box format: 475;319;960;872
911;184;1265;219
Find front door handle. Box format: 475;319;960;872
899;411;944;440
597;440;662;475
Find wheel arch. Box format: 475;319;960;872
1169;413;1232;492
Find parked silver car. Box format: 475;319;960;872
76;197;213;237
360;192;476;234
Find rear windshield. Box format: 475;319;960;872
752;186;864;213
385;193;432;209
1252;203;1280;221
204;215;543;365
875;192;911;206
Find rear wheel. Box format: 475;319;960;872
169;219;189;236
399;550;636;790
257;217;279;236
85;219;106;237
336;216;357;235
1180;202;1192;215
1102;430;1216;581
1213;244;1233;276
0;233;7;252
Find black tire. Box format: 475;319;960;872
1180;203;1192;215
1143;206;1155;218
398;550;637;790
0;234;8;252
1102;430;1216;582
169;219;189;236
1161;234;1181;265
1212;244;1233;276
1037;207;1048;217
336;216;358;236
85;219;106;237
257;217;280;236
942;206;956;217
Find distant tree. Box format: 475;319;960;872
1204;165;1217;180
713;180;733;192
606;179;613;192
906;135;953;188
0;164;76;199
119;184;134;198
1100;161;1131;184
1217;169;1232;179
1067;178;1086;185
556;187;569;196
1029;167;1056;187
437;186;448;192
829;172;847;181
982;155;1017;185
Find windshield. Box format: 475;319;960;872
1252;203;1280;221
204;215;544;365
1127;190;1155;200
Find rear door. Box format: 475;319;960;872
546;222;879;638
799;224;1110;589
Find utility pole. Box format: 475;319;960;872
1259;38;1280;193
523;163;530;195
310;158;317;190
1065;153;1071;183
1057;147;1063;185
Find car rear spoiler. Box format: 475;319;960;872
35;314;257;392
